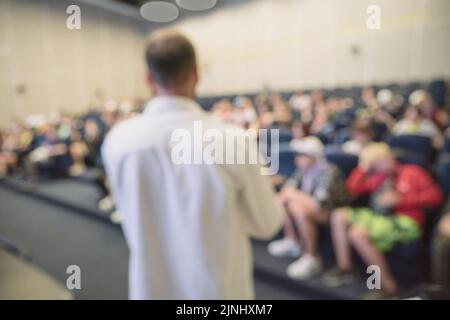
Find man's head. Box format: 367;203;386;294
360;142;396;174
290;136;324;170
145;29;198;97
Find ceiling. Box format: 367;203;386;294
110;0;249;23
114;0;141;6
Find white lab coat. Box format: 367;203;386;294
102;96;283;300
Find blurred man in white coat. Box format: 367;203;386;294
102;29;283;300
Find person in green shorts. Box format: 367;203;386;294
323;143;443;299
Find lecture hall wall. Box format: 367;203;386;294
0;0;149;127
174;0;450;96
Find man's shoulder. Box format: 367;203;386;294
105;116;142;142
102;111;240;160
102;115;156;158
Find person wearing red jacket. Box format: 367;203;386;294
322;143;443;299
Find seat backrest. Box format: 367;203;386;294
387;135;432;167
443;139;450;154
276;143;296;177
325;151;358;178
437;160;450;198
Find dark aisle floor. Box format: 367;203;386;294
0;187;305;300
0;187;128;299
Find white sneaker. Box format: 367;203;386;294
267;238;301;258
69;164;87;177
110;211;122;224
287;254;323;280
98;195;115;212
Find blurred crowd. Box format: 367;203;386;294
1;82;449;299
211;84;450;298
0;100;144;180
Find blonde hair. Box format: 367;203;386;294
360;142;393;166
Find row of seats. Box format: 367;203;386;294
197;80;448;111
272;134;450;197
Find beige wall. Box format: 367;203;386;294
2;0;450;126
173;0;450;96
0;0;150;127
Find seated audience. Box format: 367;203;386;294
268;136;349;279
0;82;448;298
289;91;311;112
324;143;443;299
342;118;375;155
232;96;258;129
291;120;309;141
393;105;444;149
377;89;405;121
68;128;88;176
309;102;329;134
271;94;293;129
83;118;104;167
26;125;70;179
212;99;235;123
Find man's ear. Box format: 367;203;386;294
193;66;199;86
146;73;157;94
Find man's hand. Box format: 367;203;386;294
270;175;287;187
376;190;401;208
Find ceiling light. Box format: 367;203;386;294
176;0;217;11
140;1;179;23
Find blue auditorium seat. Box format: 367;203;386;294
373;121;389;141
437;159;450;197
324;144;343;154
334;128;352;145
404;82;424;95
280;91;293;101
324;150;358;178
334;113;355;131
387;241;424;288
428;79;447;106
260;128;292;157
387;135;432;167
276;143;296;177
278;131;293;144
443;139;450;154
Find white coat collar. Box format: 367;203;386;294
144;95;202;114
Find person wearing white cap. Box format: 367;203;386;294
268;136;348;280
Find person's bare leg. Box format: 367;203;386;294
289;204;318;256
283;213;298;240
70;143;85;166
330;208;353;271
348;226;398;294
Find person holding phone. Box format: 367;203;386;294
323;143;443;299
